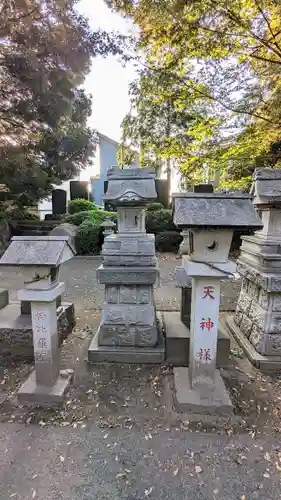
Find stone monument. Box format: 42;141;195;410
172;192;262;414
226;168;281;369
88;166;165;363
0;235;76;405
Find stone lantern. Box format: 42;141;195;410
172;192;262;414
227;169;281;369
88;166;164;362
101;219;116;237
0;235;76;405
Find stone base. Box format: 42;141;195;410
173;367;233;415
18;370;73;406
225;315;281;370
0;302;75;363
88;326;165;363
163;312;230;366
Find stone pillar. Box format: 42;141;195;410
226;169;281;369
17;280;73;405
189;278;220;390
88;167;165;363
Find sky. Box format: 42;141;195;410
77;0;136;142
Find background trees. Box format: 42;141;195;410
107;0;281;189
0;0;123;208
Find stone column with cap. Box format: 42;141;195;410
88;166;165;363
0;235;76;405
172;191;262;415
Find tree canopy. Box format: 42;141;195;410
0;0;124;207
107;0;281;189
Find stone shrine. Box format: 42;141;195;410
171;192;262;414
88;166;165;363
0;235;76;405
226;168;281;369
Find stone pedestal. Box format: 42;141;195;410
226;169;281;369
88;167;164;363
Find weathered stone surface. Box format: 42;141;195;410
0;302;75;363
240;314;253;338
236;291;252;314
97;265;159;285
258;288;269;309
173;193;262;229
173;367;233;416
248;282;260;301
49;223;77;253
0;236;74;267
234;309;243;326
104;167;157;205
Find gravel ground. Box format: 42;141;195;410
1;422;281;500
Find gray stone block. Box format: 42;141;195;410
173;367;233;415
88;327;165;363
0;302;75;363
225;315;281;370
163;312;230;367
18;370;72;406
0;289;8;310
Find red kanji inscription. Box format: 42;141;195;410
202;286;215;299
200;317;214;332
197;348;211;362
35;311;46;320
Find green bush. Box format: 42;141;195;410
68;198;98;214
146;209;177;234
75;220;101;255
146;202;164;212
64;210;96;226
64;209;117;227
155;231;183;253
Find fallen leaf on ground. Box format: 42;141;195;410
173;468;179;476
263;473;270;478
116;472;126;479
195;465;202;473
264;452;271;461
32;490;36;499
103;433;108;440
145;487;153;496
60;456;65;463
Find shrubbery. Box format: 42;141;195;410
64;209;117;227
145;209;177;233
146;202;164;212
155;231;183;253
68;198;98;214
75;220;101;255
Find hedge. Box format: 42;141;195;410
155;231;183;253
146;202;164;212
145;209;177;234
68;198;98;214
64;209;117;227
75;220;101;255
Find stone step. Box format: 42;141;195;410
162;311;230;367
